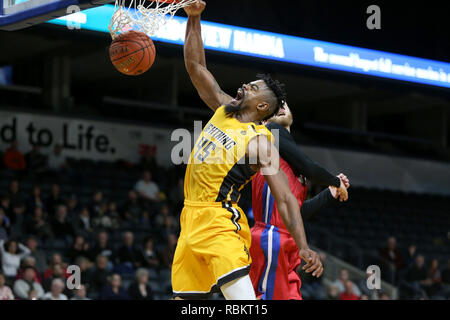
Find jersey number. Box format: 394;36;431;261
194;137;217;162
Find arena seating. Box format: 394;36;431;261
1;158;448;299
306;186;449;283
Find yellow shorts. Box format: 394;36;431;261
172;200;251;299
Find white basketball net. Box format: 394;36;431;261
109;0;197;39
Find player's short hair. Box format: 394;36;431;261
256;73;287;120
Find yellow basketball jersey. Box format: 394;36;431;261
184;106;273;203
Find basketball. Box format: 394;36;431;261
109;30;156;76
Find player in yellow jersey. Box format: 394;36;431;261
172;0;327;300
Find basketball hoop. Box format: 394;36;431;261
109;0;197;40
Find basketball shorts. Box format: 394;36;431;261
249;221;303;300
172;200;252;299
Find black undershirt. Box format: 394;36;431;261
266;122;340;219
266;122;340;187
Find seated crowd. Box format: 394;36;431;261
0;141;182;300
0;141;448;300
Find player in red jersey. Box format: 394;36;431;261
250;101;350;300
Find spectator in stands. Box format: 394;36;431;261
160;233;177;269
25;144;48;178
92;202;119;232
120;210;137;224
43;253;68;280
3;141;26;176
50;204;75;242
47;144;70;174
115;231;142;274
134;171;163;206
358;269;380;300
89;190;104;216
0;272;14;300
404;244;417;267
106;201;121;226
121;190;143;221
400;254;429;299
99;273;129;300
426;258;442;297
7;179;24;209
128;268;154;300
0;207;10;240
326;284;340;300
71;284;90;300
66;194;80;218
0;195;11;220
89;231;114;263
359;294;369;300
74;257;91;287
42;263;67;292
24;236;47;275
155;204;174;228
15;256;41;284
26;185;45;215
10;203;26;232
159;215;179;241
406;255;428;285
140;210;152;227
0;238;31;279
67;235;90;264
88;255;112;293
13;266;44;299
340;280;360;300
42;278;68;300
25;207;53;242
379;236;404;284
45;183;65;217
140;236;159;269
25;144;48;179
74;207;93;236
332;269;361;297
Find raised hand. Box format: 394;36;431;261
329;173;350;202
184;0;206;16
338;173;350;189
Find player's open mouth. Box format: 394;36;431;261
230;87;245;106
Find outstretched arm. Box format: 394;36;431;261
266;122;340;186
300;185;348;220
184;1;233;111
301;174;350;219
266;122;349;201
248;135;323;277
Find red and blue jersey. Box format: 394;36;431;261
250;157;308;300
252;157;307;230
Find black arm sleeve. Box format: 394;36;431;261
300;188;338;220
266;122;340;187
